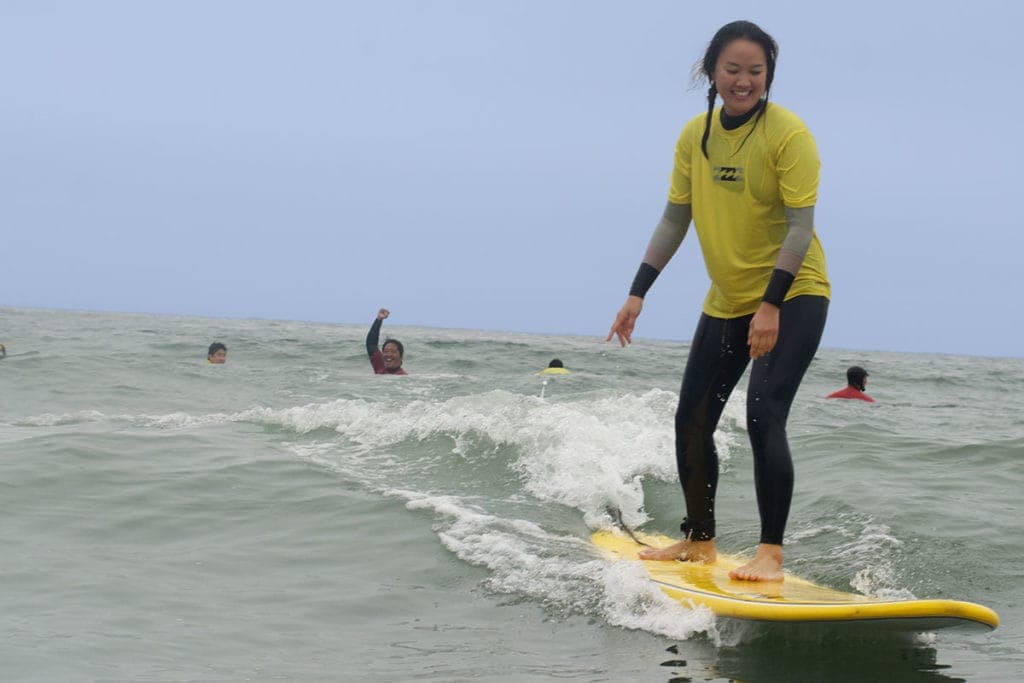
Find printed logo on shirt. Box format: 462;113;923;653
714;165;744;183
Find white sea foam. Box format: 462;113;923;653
599;560;719;642
242;388;748;529
391;488;717;642
14;410;107;427
833;523;915;599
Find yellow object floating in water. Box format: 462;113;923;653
538;367;569;375
592;529;999;631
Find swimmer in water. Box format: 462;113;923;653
207;342;227;364
538;358;569;375
366;308;407;375
826;366;874;402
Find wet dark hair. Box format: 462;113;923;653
208;342;227;357
697;20;778;159
383;339;404;357
548;358;564;368
847;366;868;391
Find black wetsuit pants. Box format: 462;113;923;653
675;295;828;546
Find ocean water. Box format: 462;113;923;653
1;306;1022;682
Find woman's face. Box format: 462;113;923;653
713;38;768;116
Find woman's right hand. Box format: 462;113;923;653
606;295;644;347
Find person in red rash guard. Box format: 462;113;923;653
826;366;873;402
366;308;407;375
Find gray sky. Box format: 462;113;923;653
3;1;1021;357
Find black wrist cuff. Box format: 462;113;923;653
628;263;660;298
762;268;795;307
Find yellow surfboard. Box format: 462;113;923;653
593;529;999;631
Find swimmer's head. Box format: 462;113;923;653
382;339;403;371
847;366;868;391
548;359;564;368
208;342;227;364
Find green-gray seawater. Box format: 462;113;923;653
2;307;1022;681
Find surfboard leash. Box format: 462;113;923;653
605;506;651;547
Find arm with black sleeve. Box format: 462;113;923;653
607;202;692;346
628;201;693;297
761;206;816;306
366;317;383;358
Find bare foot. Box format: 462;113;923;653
638;538;717;563
729;543;784;582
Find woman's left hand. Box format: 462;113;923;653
748;302;780;359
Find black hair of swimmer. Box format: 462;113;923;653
548;359;564;368
383;338;404;357
846;366;868;391
208;342;227;357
